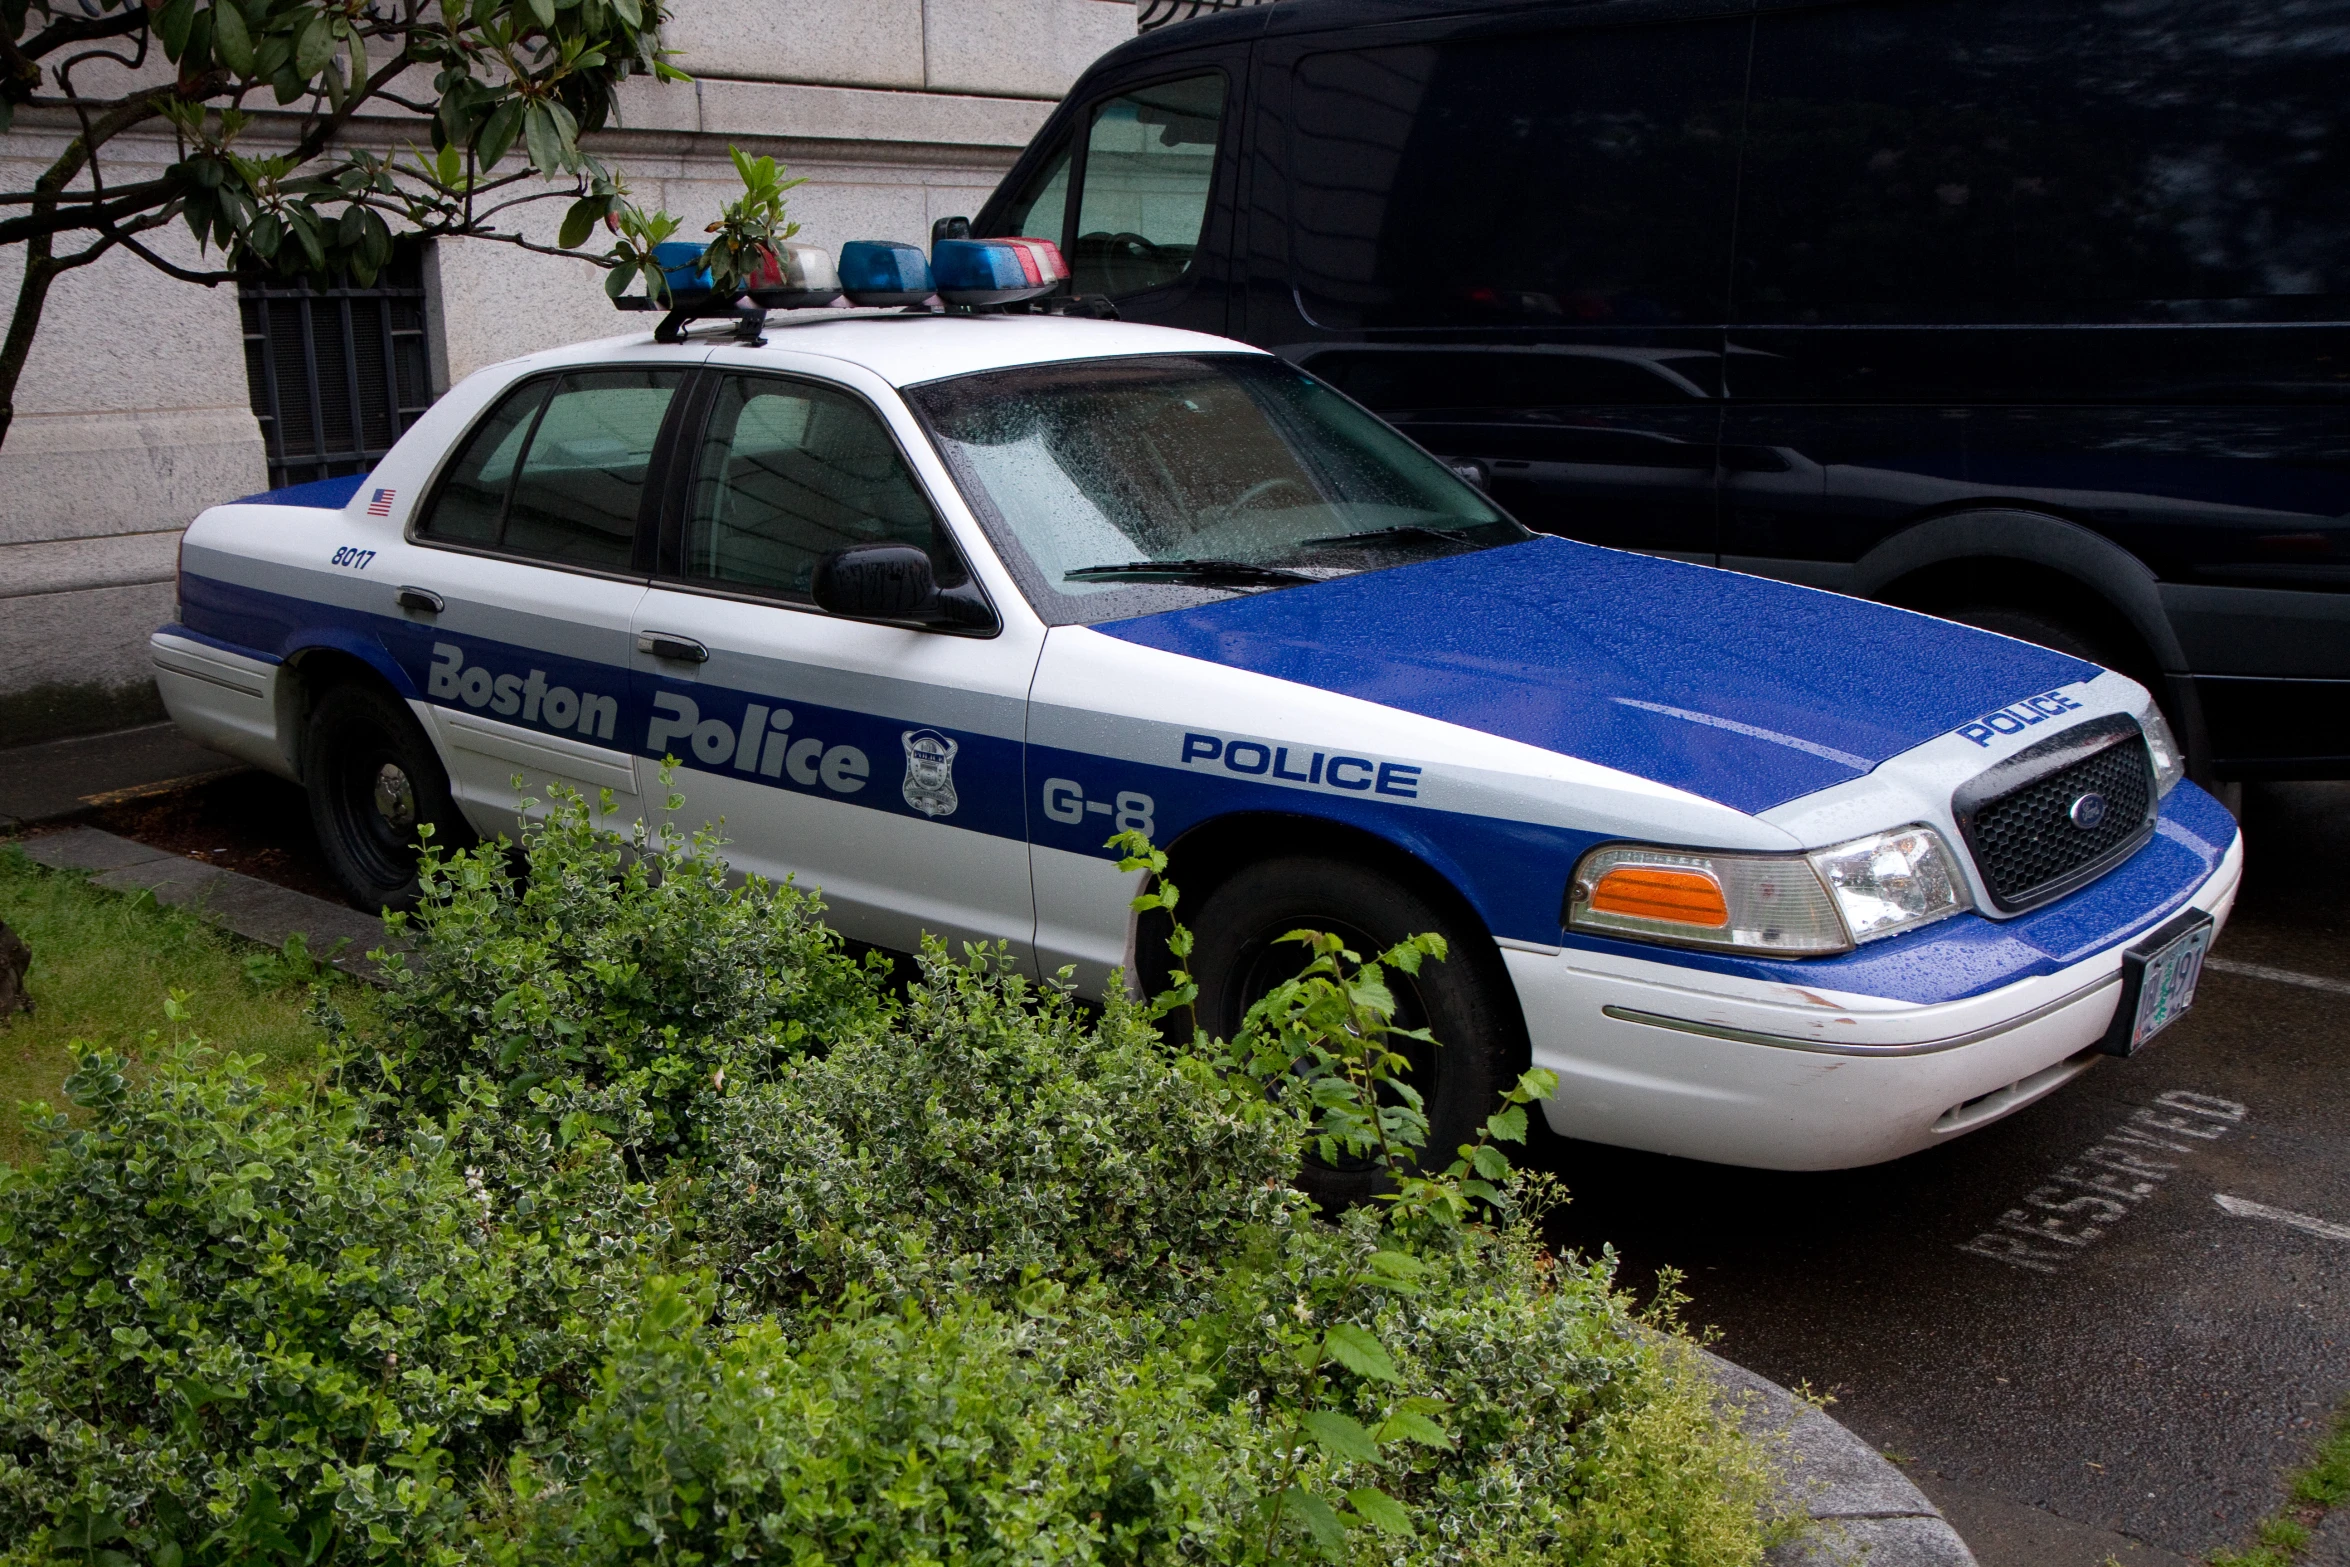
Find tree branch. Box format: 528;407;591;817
15;8;148;66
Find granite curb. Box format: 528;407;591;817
15;824;397;983
1699;1349;1976;1566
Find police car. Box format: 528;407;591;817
151;237;2242;1177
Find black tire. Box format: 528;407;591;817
301;681;472;913
1190;856;1525;1210
1942;604;2119;669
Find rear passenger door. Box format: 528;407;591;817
398;359;692;833
628;360;1040;962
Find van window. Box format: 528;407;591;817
1736;0;2350;321
994;136;1073;247
1288;21;1748;329
1072;73;1227;297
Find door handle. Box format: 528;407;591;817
637;631;709;663
395;585;444;615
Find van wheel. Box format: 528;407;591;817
302;681;470;914
1190;857;1524;1211
1943;604;2119;670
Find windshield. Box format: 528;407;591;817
903;354;1527;624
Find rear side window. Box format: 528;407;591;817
419;369;682;569
1288;21;1749;330
678;374;964;603
1072;73;1227;298
1736;0;2350;320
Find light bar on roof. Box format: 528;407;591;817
933;238;1060;306
840;240;934;306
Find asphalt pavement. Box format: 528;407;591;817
1541;779;2350;1567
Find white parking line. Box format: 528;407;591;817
2203;957;2350;997
2213;1193;2350;1243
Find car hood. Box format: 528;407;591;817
1095;536;2098;815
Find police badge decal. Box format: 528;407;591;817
901;728;960;817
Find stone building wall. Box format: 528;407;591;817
0;0;1133;743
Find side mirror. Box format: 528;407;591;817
814;543;936;619
932;214;972;244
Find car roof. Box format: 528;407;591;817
515;312;1266;390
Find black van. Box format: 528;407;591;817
967;0;2350;787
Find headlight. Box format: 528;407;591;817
1568;825;1972;956
1566;844;1851;955
1806;825;1968;942
2136;699;2183;798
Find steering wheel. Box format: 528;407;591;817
1105;231;1162;259
1224;477;1314;513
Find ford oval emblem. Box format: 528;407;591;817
2068;792;2109;830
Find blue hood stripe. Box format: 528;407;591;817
1099;537;2096;814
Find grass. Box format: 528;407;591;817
0;840;365;1168
2209;1403;2350;1566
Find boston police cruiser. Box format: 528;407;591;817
151;234;2242;1178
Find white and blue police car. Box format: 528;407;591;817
151;238;2242;1176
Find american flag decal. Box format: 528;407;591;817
366;488;396;516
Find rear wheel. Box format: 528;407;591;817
1190;857;1524;1210
302;681;471;913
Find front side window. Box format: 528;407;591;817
907;354;1525;626
992;135;1073;247
1072;73;1227;298
678;374;964;603
419;368;681;571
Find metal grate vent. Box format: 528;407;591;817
1958;723;2155;912
239;245;433;489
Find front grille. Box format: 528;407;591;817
1959;726;2154;911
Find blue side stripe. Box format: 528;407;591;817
179;568;2231;1009
178;574;1027;842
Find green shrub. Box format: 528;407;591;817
694;940;1299;1316
0;1023;647;1567
513;1274;1266;1566
0;801;1780;1567
1196;1208;1781;1566
368;780;886;1165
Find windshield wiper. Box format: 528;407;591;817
1297;523;1480;550
1064;558;1316;585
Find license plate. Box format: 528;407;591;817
2102;910;2213;1057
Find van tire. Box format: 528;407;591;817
302;681;470;914
1190;856;1521;1211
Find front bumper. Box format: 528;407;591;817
1507;810;2245;1171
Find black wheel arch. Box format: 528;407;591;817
1853;507;2218;780
1135;809;1532;1048
278;647;427;785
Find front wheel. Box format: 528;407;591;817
302;681;472;913
1190;856;1526;1210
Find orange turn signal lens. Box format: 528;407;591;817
1588;866;1730;928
